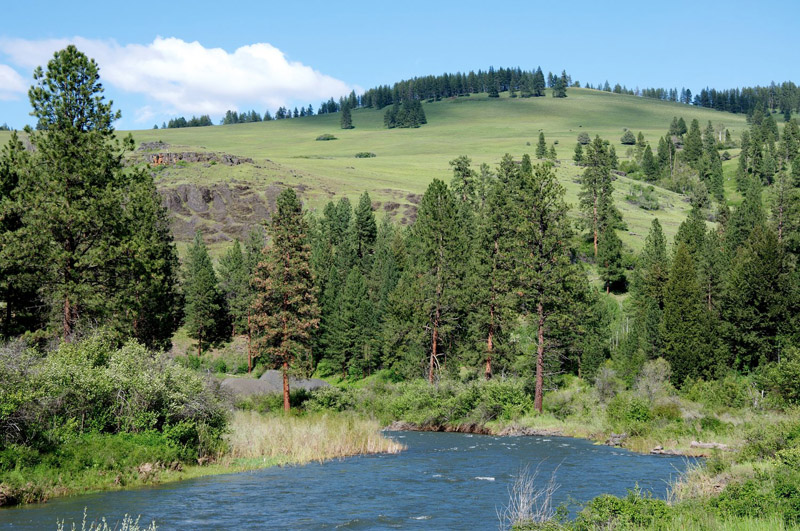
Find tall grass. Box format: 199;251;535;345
226;411;404;464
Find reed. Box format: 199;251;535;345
226;410;404;464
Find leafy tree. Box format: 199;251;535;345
184;232;225;356
577;132;591;145
468;174;517;378
0;133;41;338
251;188;320;411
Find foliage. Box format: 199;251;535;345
354;151;376;158
315;134;337;141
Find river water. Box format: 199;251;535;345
1;432;694;530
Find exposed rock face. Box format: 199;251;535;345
148;151;254;166
220;370;330;398
159;183;283;242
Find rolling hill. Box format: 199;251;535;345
2;88;752;254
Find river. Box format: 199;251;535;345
1;431;695;530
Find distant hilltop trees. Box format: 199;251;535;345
151;65;799;131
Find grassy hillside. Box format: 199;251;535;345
1;88;751;252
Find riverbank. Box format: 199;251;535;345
0;411;403;508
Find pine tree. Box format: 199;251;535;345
533;67;546;97
536;132;547;159
660;243;711;383
218;240;251;336
573;143;584;165
468;175;517;378
578;136;620;257
620;130;636;145
184;232;224;356
726;177;765;256
721;225;792;370
17;45;181;341
516;163;575;412
329;268;376;378
683;119;703;167
642;144;658;181
0;133;41;338
354;191;377;265
548;144;558;160
386;179;467;383
251;188;320;411
598;227;625;293
449;155;478;203
340;104;353;129
629;219;670;360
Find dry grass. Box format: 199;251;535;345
226;410;404;464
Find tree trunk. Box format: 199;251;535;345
282;360;290;412
247;310;252;374
485;325;494;380
593;195;598;258
534;302;545;413
429;324;438;384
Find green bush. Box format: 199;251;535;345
315;133;337;141
575;488;669;529
606;393;653;435
354;152;376;158
0;333;228;462
681;373;751;410
306;387;355;412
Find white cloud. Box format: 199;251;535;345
0;64;27;100
0;37;353;115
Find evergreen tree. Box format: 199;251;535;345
598;227;625;293
573;143;584;165
726;177;765;256
660;242;712;382
642;144;658;181
620;130;636;145
721;225;792;370
449;155;478;203
0;133;41;338
251;188;319;411
354;191;377;264
184;232;224;356
628;219;670;362
532;67;546;96
536;132;547;159
468;175;517;378
548;144;558;160
340;104;353;129
515;163;575;412
683;119;703;166
578;136;620;257
218;240;251;336
329;269;376;378
385;179;467;382
15;45;181;340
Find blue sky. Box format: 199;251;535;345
1;0;798;130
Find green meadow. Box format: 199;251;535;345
2;88;751;251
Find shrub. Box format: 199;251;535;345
354;152;376;158
306;386;355;412
756;345;800;407
315;133;337;141
577;132;590;145
624;183;660;210
606;393;653;435
575;488;670;529
634;358;672;402
594;366;624;403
